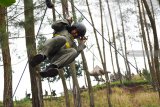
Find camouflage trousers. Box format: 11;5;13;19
40;36;78;68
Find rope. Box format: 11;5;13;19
12;60;28;98
36;7;48;38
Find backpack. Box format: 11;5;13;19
52;20;69;32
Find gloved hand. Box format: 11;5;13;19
45;0;53;8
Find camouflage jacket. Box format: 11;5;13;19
52;19;86;52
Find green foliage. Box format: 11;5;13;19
110;81;121;86
63;61;83;79
93;76;149;91
93;84;106;91
110;79;148;87
37;35;47;53
142;69;151;83
14;98;31;107
123;79;148;86
0;0;15;7
77;16;84;22
0;101;3;107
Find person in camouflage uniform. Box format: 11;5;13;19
30;18;87;77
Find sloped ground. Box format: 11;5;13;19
1;78;160;107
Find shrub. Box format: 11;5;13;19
142;69;151;83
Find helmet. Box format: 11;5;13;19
71;23;86;37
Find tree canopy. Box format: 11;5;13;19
0;0;15;7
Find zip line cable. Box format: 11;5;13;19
86;46;101;63
68;0;139;71
12;60;28;98
36;7;48;38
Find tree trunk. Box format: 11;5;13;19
0;6;13;107
117;1;131;80
134;0;145;75
61;0;69;18
61;0;82;106
70;0;95;106
142;0;160;98
70;0;77;21
156;0;160;5
141;38;147;70
138;0;157;91
70;62;82;107
85;0;104;64
129;40;140;75
137;0;153;87
105;21;116;75
59;69;70;107
114;10;129;79
149;0;155;19
141;0;157;89
56;1;71;106
85;0;113;106
99;0;112;107
81;51;95;107
106;0;122;85
117;30;129;79
52;0;56;21
23;0;43;106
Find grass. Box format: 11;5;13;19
0;101;3;107
12;85;160;107
2;76;160;107
14;98;32;107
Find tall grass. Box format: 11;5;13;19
11;85;160;107
14;98;31;107
133;92;159;107
0;101;3;107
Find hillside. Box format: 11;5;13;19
3;79;160;107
